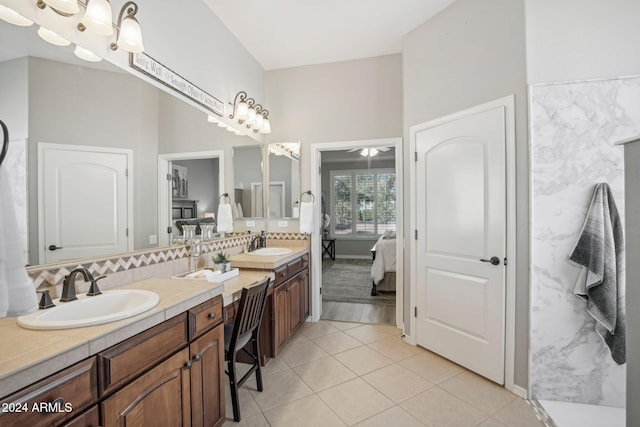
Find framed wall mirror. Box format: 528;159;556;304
232;145;265;218
267;142;301;219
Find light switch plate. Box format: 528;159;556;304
149;235;157;244
246;220;256;227
278;221;288;227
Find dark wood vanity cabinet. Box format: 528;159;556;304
273;255;310;357
1;294;225;427
225;253;310;364
101;296;225;427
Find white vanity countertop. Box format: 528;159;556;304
0;277;229;399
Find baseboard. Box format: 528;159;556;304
335;255;371;260
509;384;528;399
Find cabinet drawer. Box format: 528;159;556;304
287;257;303;277
98;313;188;397
61;405;99;427
274;265;288;287
188;295;223;339
0;357;97;427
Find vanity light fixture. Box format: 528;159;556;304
33;0;145;54
0;5;33;26
37;26;71;46
229;91;272;134
110;1;144;53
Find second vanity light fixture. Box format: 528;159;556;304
228;91;272;134
0;0;145;63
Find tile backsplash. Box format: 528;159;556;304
27;232;309;298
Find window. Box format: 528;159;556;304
330;168;396;238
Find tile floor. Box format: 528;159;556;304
223;320;547;427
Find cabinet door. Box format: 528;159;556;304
273;284;289;357
287;273;303;336
190;326;225;427
301;268;310;321
101;349;191;427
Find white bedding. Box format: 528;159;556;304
371;234;396;285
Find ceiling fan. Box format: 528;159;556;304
347;147;391;157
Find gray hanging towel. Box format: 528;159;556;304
569;183;625;364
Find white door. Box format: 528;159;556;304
415;106;506;384
39;144;131;264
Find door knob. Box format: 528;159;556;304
48;245;64;251
480;256;500;266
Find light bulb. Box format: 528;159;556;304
43;0;79;15
260;118;271;134
37;26;71;46
0;5;33;26
74;46;102;62
81;0;113;36
117;15;144;53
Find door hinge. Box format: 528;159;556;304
125;168;129;177
320;287;322;295
166;173;172;181
414;306;417;317
125;228;129;237
167;226;172;234
415;229;418;240
415;152;418;162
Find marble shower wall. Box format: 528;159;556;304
530;76;640;407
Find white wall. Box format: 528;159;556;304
265;54;403;193
525;0;640;84
0;58;28;140
402;0;529;389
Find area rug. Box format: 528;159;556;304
322;259;395;305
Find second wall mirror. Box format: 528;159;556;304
268;142;300;219
232;144;265;218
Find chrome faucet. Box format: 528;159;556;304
60;268;104;302
248;231;267;252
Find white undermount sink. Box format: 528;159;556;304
17;289;160;330
248;247;293;256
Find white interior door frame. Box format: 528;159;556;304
310;137;404;328
408;95;517;393
158;150;225;247
37;142;134;263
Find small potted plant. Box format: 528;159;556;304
212;251;231;272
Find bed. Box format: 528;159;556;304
370;231;396;296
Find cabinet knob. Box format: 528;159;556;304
193;354;201;362
184;360;193;370
208;312;216;320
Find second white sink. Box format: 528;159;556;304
249;247;293;256
17;289;160;330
